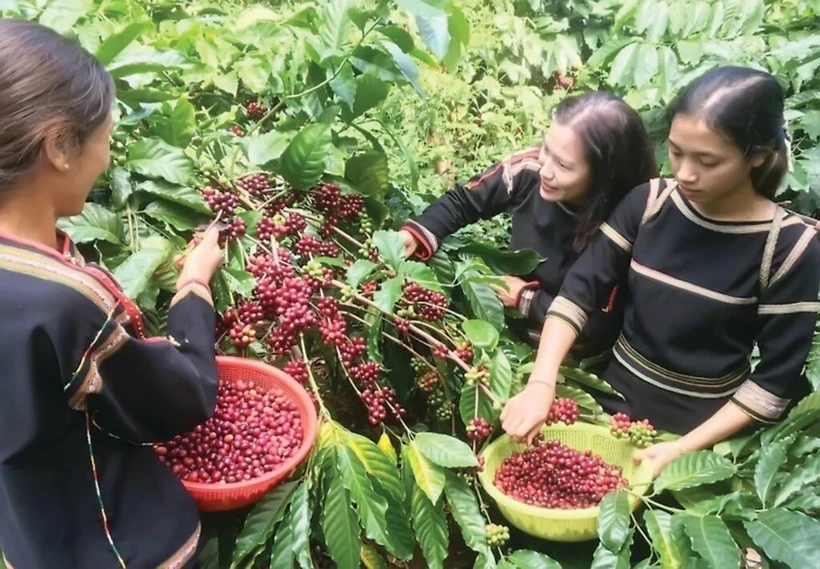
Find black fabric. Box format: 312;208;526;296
0;234;216;568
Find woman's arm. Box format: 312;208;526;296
401;149;540;259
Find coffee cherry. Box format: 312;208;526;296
245;100;267;120
466;418;492;442
236;173;270;197
400;283;448;322
283;359;309;384
610;413;632;440
545;398;579;426
229;125;244;137
485;524;510;546
432;343;449;359
338;194;365;219
455;342;474;364
628;419;657;449
312;183;341;212
465;366;490;387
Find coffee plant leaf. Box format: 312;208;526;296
278;123;333;190
462;320;499;351
321;469;361;569
345;151;389;200
443;472;490;555
453;241;544;275
96;21;153;65
373;478;414;559
773;451;820;507
415;432;478;469
245;130;293;168
231;481;298;568
644;509;687;569
504;550;561;569
399;260;443;292
346;260;377;290
269;504;295;569
372;230;405;270
491;350;512;400
360;545;388;569
559;365;622;397
289;482;313;569
459;382;498;427
597;490;631;552
745;508;820;568
754;435;794;507
554;383;604;416
459;277;504;331
373;276;403;314
336;445;392;551
135;181;211;215
762;392;820;446
347;431;405;503
58;203;124;245
143;201;207;232
406;440;445;504
680;514;741;569
654;451;736;493
411;484;449;569
415;13;450;61
112;236;173;299
590;528;632;569
127;138;195;186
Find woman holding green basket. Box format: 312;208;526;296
501;65;820;478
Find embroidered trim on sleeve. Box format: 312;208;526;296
731;380;790;422
758;301;820;315
519;289;536;316
402;220;439;259
600;222;632;253
546;296;588;334
769;226;817;287
67;324;130;411
171;281;213;308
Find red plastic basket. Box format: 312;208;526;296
182;356;318;512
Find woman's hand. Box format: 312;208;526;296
398;229;418;258
633;441;686;478
177;227;223;286
492;276;529;308
500;382;555;444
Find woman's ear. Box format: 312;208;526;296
42;129;72;173
749;151;769;169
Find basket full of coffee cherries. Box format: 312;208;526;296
478;399;655;542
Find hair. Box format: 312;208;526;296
669;65;788;199
0;19;115;193
554;91;659;249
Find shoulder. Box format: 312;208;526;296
768;212;820;288
499;147;541;178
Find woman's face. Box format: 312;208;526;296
537;122;593;205
52;114;113;217
668;114;763;204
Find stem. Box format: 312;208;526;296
298;333;328;414
631;510;654;552
299;210;366;250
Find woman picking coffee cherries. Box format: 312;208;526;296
399;91;658;357
502;66;820;477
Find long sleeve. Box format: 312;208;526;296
732;234;820;422
57;281;218;444
402;149;540;259
546;183;650;335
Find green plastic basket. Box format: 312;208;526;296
478;422;653;542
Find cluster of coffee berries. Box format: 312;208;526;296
454;342;474;364
554;72;575;91
494;438;628;509
466;418;492;442
465;365;490;387
236;173;270;198
485;524;510;546
283;359;309;385
156;380;304;484
609;413;657;448
545;398;579;426
245;100;267;120
360;386;405;425
398;283;449;321
203;186;239;216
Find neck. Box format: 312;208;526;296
691;183;769;222
0;187;58;249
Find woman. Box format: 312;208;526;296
0;20;221;568
501;66;820;477
399;91;658;357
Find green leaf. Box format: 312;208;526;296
153;98;196;148
782;492;820;513
590;529;633;569
373;276;403;315
347;260;377;289
322;468;361;569
414;433;478;469
377;25;415;52
454;241;544;275
459;278;504;331
608;42;639;87
644;510;687;569
330;63;357;111
505;550;561;569
415;13;450;60
232;482;298;567
588;39;637;69
96;22;153;65
348;74;391;118
220;267;256;298
394;0;448;19
360;545;388;569
755;435;793;507
112;236;173;299
350;45;403;81
236;55;271;94
746;508;820;568
444;473;489;555
289;483;312;569
554;383;604;416
559;366;621;397
319;0;352;50
411;485;449;569
110;168;133;209
383;41;424;97
347;431;405;504
39;0;93;34
680;514;741;569
127;138;194;186
762;393;820;446
634;44;659;89
58;203;123;245
654;451;736;492
774;452;820;507
462;320;499;351
136;181;212;215
278;123;333;190
143;201;207;231
336;445;392;552
375;479;414;560
269;506;295;569
491;351;513;401
365;307;383;364
406;440;446;504
345;151;389;200
598;491;631;552
246;131;292;167
460;382;498;426
372;230;406;270
399;260;443;293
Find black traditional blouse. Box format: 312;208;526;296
402;148;624;356
0;231;218;568
547;178;820;434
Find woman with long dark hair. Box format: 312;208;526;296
0;19;220;567
502;66;820;477
399;92;658;356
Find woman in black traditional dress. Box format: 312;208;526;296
398;92;658;357
0;20;221;568
501;66;820;477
